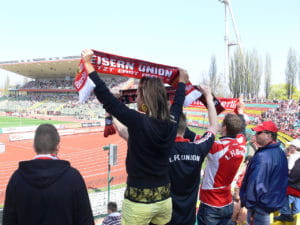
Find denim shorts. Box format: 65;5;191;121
197;202;234;225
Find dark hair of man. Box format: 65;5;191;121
270;132;277;141
177;113;187;135
138;77;170;121
107;202;117;212
34;124;60;154
222;113;243;136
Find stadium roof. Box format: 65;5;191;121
0;56;80;79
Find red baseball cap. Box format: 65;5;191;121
252;121;278;133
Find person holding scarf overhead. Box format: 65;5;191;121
81;49;189;225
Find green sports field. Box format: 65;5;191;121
0;116;74;128
189;126;206;136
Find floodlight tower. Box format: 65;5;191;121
218;0;243;79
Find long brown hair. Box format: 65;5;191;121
137;77;170;120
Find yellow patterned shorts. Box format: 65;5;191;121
121;198;172;225
124;183;171;203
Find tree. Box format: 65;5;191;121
246;49;262;99
269;84;288;100
208;55;224;96
229;49;262;99
285;48;297;99
4;75;10;95
264;54;272;99
269;84;299;100
200;71;209;86
229;49;244;98
208;55;218;89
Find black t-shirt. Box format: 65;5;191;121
90;71;186;188
168;131;215;225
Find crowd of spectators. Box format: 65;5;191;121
5;78;300;139
1;76;134;121
244;97;279;104
20;76;129;90
21;79;74;89
250;99;300;138
1;93;101;120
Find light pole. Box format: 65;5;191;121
218;0;243;79
103;144;117;203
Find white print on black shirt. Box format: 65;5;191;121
169;154;200;163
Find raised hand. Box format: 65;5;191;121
178;68;189;84
81;49;94;64
198;85;213;100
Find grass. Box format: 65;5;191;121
0;116;75;128
189;126;221;139
188;126;206;136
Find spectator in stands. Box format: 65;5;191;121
196;102;247;225
285;139;300;170
274;158;300;222
166;85;218;225
251;100;300;139
81;49;189;225
2;124;94;225
240;121;289;225
102;202;121;225
273;138;300;222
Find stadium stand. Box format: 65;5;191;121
1;58;299;224
185;100;298;149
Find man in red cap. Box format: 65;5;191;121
240;121;288;225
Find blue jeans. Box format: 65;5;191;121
197;203;233;225
247;208;269;225
280;195;300;215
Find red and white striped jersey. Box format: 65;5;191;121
200;134;246;207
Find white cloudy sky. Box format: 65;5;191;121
1;0;299;89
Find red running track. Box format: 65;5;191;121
0;132;127;205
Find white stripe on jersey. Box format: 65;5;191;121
201;145;229;189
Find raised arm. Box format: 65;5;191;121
197;85;218;135
81;49;139;127
236;96;248;136
113;116;129;141
170;68;189;123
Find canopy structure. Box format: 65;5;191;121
0;56;81;79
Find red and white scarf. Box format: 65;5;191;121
74;50;200;103
190;97;239;111
119;87;237;113
74;49;224;113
